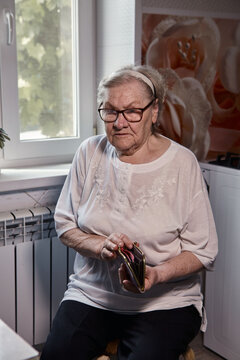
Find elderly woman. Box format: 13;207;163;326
40;65;218;360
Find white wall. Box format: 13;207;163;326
96;0;136;80
96;0;137;133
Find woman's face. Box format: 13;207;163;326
102;79;158;157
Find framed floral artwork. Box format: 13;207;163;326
142;12;240;161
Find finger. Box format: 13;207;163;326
108;233;134;249
118;263;127;283
107;233;124;248
118;264;139;293
122;279;139;293
118;264;128;292
101;244;117;260
118;233;133;249
104;239;119;252
118;265;131;292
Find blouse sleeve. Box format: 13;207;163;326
180;159;218;271
54;140;88;238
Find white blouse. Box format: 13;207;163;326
54;135;218;330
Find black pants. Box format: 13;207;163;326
40;300;201;360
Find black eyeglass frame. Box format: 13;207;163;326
98;98;156;123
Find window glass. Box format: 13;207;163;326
0;0;95;166
15;0;76;141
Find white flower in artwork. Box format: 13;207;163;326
207;21;240;154
219;22;240;95
145;16;220;93
159;68;212;161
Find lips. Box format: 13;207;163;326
113;133;131;136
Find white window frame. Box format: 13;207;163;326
0;0;96;168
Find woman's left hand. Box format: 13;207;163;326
118;263;157;293
119;251;204;293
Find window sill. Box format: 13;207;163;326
0;163;71;193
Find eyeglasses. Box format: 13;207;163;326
98;98;156;123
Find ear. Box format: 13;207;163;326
151;99;159;124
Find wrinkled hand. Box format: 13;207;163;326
100;233;133;260
118;263;157;293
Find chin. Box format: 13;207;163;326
108;135;137;153
115;145;136;156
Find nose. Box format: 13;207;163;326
113;112;128;129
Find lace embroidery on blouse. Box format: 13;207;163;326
93;159;176;213
93;163;111;210
132;176;176;213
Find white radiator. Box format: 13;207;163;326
0;206;75;346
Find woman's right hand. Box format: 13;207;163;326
60;228;133;260
100;232;133;260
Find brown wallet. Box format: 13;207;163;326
118;242;146;293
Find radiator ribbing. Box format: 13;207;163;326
0;206;75;345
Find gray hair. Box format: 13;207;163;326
97;64;167;134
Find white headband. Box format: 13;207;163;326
122;70;155;95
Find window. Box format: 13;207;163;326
0;0;95;167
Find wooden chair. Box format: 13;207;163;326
96;339;195;360
181;346;195;360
